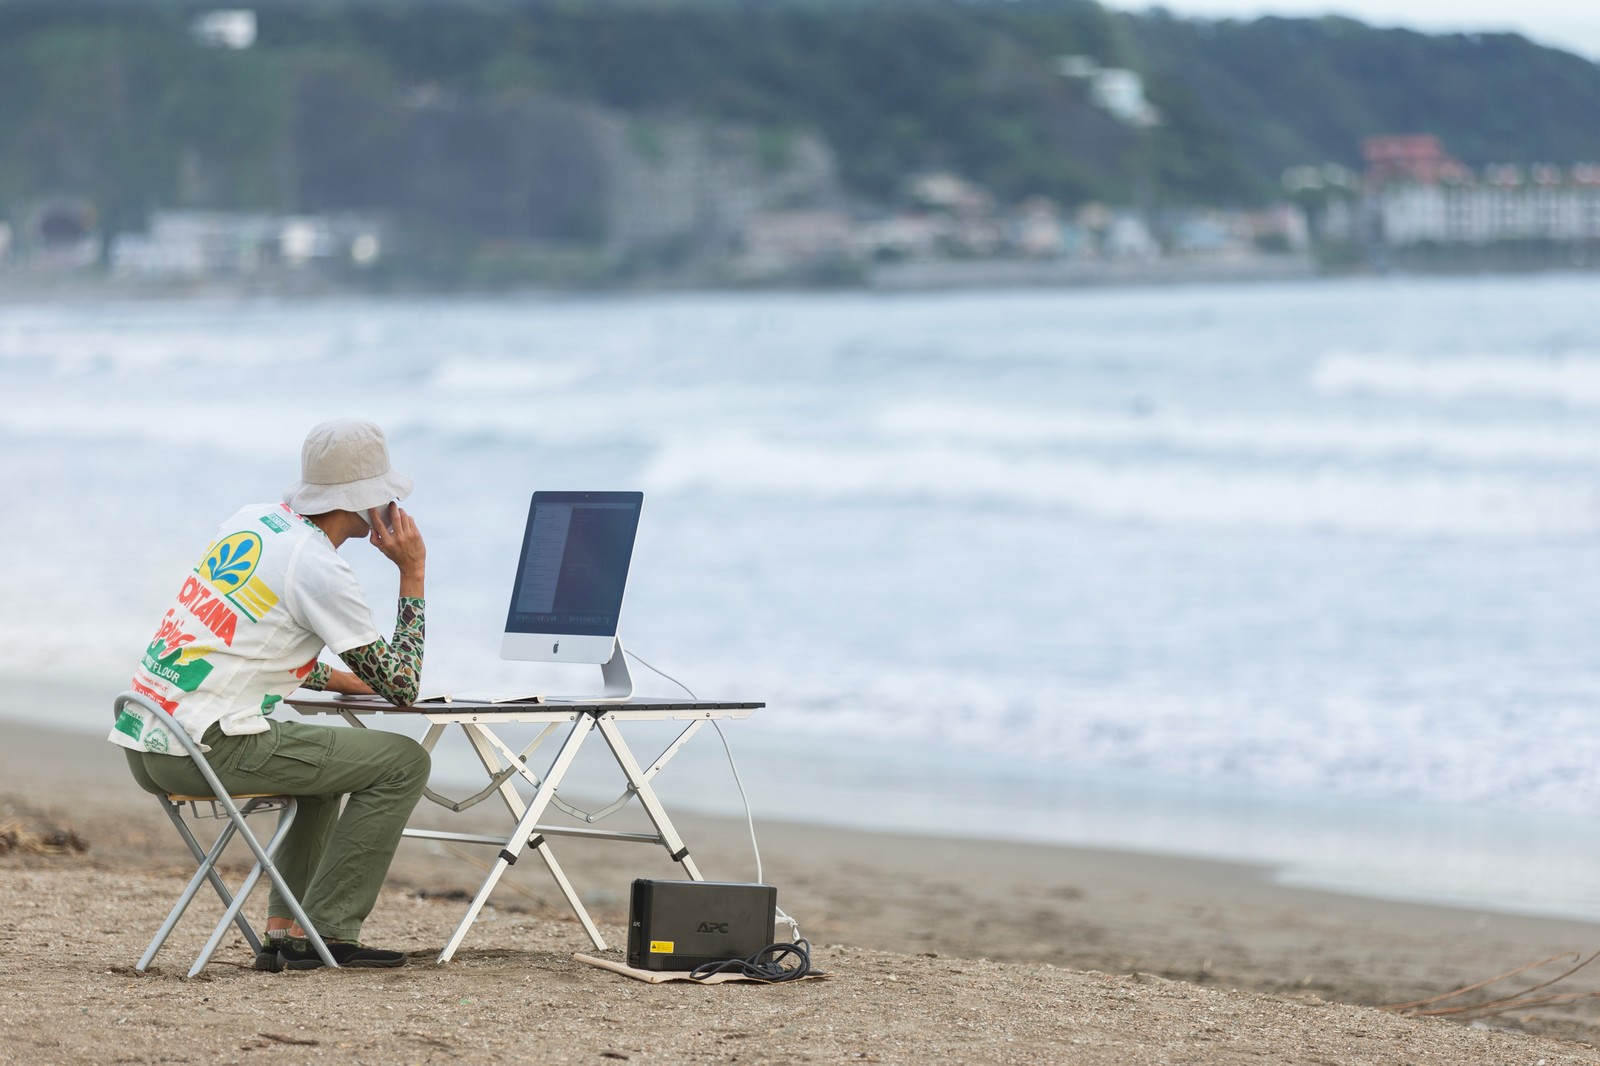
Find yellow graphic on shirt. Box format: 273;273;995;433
202;532;262;590
199;530;278;622
176;644;215;666
231;576;280;620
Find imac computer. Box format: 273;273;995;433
501;490;644;700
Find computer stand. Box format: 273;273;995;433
545;637;635;703
599;637;634;699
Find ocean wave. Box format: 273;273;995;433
725;670;1600;820
1313;352;1600;406
0;321;338;376
428;357;595;393
638;433;1597;537
877;401;1600;466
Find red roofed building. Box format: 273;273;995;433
1362;135;1462;186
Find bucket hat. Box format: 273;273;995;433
283;418;413;517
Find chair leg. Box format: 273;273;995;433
141;797;339;975
138;803;245;973
247;801;340;971
188;798;339;975
158;799;264;954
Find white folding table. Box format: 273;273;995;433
288;695;761;963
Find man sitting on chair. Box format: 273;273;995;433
110;418;432;970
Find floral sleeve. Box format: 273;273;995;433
339;596;426;706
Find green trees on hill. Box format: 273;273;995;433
0;12;286;234
261;0;1145;205
1128;13;1600;175
1;0;1597;265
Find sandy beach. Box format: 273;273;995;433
6;707;1600;1064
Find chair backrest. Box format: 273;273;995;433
114;691;239;805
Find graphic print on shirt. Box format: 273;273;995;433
201;530;280;622
113;702;149;739
113;503;358;756
139;610;216;693
130;530;283;710
142;725;170;753
127;676;177;715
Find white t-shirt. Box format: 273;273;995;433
109;502;381;754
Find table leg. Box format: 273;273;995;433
594;715;704;881
458;722;607;951
418;722;448;752
437;715;599;963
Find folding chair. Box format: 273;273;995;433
115;691;338;976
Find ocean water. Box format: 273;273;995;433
4;274;1600;920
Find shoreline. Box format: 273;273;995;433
16;673;1600;930
4;257;1600;304
7;712;1600;1058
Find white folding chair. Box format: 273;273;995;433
116;691;338;975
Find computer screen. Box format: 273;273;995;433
501;491;643;665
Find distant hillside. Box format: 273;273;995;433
260;0;1156;206
1126;12;1600;176
2;0;1599;262
259;0;1600;200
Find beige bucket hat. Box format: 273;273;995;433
283;418;413;516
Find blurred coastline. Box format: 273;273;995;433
3;7;1599;296
8;249;1600;303
0;249;1327;300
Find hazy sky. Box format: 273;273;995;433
1109;1;1600;60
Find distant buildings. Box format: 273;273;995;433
1055;56;1162;128
597;118;840;262
1167;205;1310;257
190;10;257;50
20;198;99;271
731;169;1308;283
1288;136;1600;250
108;211;387;281
1376;167;1600;246
737;211;856;277
1361;134;1469;187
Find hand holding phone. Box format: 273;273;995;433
366;502;425;593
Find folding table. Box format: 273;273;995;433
288;694;761;963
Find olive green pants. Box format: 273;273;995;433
125;719;430;943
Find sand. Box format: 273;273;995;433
5;707;1600;1064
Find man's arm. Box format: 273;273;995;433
322;668;377;696
338;502;427;705
299;661;369;694
339;596;425;705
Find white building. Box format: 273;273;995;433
853;215;950;261
1054;56;1161;128
1104;214;1160;259
112;211;275;279
191;10;257;49
110;210;386;280
738;210;856;275
1089;70;1160;128
1378;175;1600;245
1013;198;1065;257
